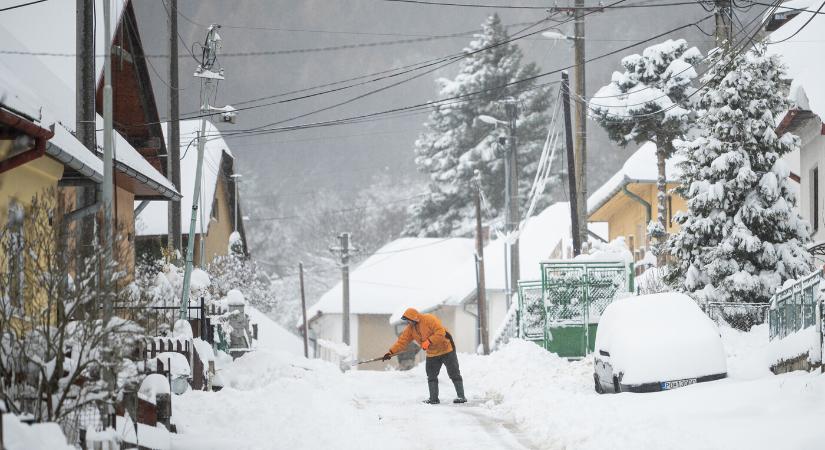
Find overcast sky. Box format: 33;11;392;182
133;0;724;208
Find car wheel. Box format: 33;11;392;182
613;376;621;393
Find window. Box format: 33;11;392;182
211;195;219;222
812;167;819;232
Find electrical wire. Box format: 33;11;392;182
0;0;48;12
380;0;707;9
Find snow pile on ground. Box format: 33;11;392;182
450;338;825;450
765;325;822;366
718;324;772;379
172;349;394;450
2;414;74;450
246;305;304;356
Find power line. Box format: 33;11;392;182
211;15;713;141
0;0;48;12
246;193;427;222
379;0;706;8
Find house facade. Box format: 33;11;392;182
0;0;180;281
767;5;825;253
306;238;475;370
136;120;247;266
587;142;686;266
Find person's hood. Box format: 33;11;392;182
401;308;421;322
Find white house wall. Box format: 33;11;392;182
796;117;825;243
310;313;358;365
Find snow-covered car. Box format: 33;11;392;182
593;293;727;393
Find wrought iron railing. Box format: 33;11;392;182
769;271;822;340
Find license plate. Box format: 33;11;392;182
660;378;697;390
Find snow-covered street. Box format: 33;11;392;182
169;318;825;450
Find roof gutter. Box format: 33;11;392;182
622;185;651;224
45;141;103;184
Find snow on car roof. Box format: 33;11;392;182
595;293;726;385
767;3;825;117
307;237;474;319
587;142;685;216
135;120;233;237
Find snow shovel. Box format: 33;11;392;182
351;350;417;366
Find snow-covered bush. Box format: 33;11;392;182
207;239;275;313
405;14;558;237
666;44;813;303
590;39;702;263
0;193;146;427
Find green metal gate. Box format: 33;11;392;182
517;260;633;358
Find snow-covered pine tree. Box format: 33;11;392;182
405;14;556;237
589;39;701;261
667;44;812;304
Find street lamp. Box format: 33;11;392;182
230;173;242;232
541;30;577;41
477;107;520;307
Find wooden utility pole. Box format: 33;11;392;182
561;71;581;256
168;0;182;257
715;0;734;51
299;262;309;358
573;0;589;250
474;186;490;355
504;99;520;302
76;0;96;270
330;233;352;345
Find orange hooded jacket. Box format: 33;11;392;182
388;308;453;358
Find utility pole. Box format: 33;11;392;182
299;262;309;358
561;71;581;256
101;0;116;430
167;0;182;259
330;233;353;345
474;185;490;355
715;0;734;51
572;0;589;251
181;24;228;318
504;98;520;304
75;0;96;271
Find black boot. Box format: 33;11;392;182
424;379;439;404
452;380;467;404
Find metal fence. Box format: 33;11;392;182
705;302;770;332
769;271;822;340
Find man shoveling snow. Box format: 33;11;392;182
383;307;467;405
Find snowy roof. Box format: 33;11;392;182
395;202;607;323
0;36;104;182
587;142;685;215
136;120;234;236
307;238;475;318
0;1;178;199
767;4;825;117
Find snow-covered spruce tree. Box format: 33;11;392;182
405;14;556;237
590;39;701;261
666;44;812;304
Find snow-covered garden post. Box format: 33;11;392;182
667;44;813;303
590;39;701;264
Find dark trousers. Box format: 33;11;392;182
424;335;464;400
425;349;463;384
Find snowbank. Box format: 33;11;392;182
246;306;304;356
443;339;825;450
172;349;395;449
765;325;822;366
595;293;726;384
1;414;74;450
